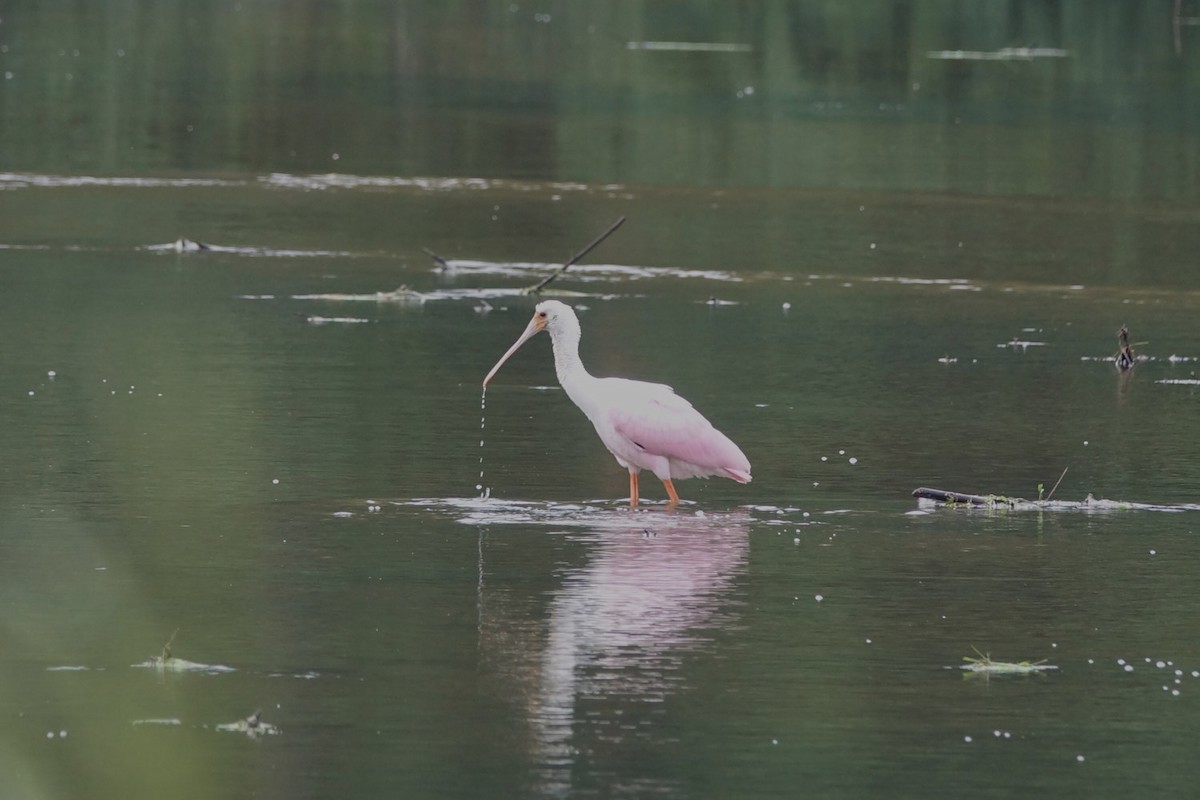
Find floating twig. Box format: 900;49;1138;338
522;216;627;295
961;646;1057;674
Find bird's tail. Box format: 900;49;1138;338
724;467;752;483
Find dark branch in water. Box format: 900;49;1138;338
523;216;627;295
1115;326;1135;370
421;247;450;270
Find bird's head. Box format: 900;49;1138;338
483;300;577;387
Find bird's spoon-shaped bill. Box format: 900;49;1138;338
483;314;544;387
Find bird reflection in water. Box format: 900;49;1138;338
476;512;749;795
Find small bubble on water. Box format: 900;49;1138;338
814;594;824;602
838;449;845;455
820;456;827;462
1172;689;1181;696
48;370;57;378
1117;658;1126;665
1149;549;1157;556
964;735;973;743
1157;660;1167;669
865;638;872;644
272;478;280;485
1124;665;1134;672
27;390;34;396
848;457;858;465
1076;754;1086;763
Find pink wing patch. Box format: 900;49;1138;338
608;387;751;481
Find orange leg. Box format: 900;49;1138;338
629;472;640;507
662;478;680;507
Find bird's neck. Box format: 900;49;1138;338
550;323;597;400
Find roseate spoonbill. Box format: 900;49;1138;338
482;300;751;507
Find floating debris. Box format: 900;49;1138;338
626;41;752;53
171;238;211;253
292;286;429;304
306;316;370;325
927;47;1069;61
998;338;1045;350
216;710;280;738
961;648;1057;675
132;718;182;727
131;656;236;674
914;487;1200;513
132;629;235;674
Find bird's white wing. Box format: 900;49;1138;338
604;379;750;479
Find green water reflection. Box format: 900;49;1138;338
2;2;1200;799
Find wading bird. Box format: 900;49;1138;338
483;300;751;507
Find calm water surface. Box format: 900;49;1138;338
2;3;1200;798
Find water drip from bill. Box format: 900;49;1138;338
477;387;491;500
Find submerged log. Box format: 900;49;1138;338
912;487;1200;513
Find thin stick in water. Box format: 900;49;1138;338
523;216;627;295
1044;467;1069;501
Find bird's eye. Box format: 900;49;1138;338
538;311;547;318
